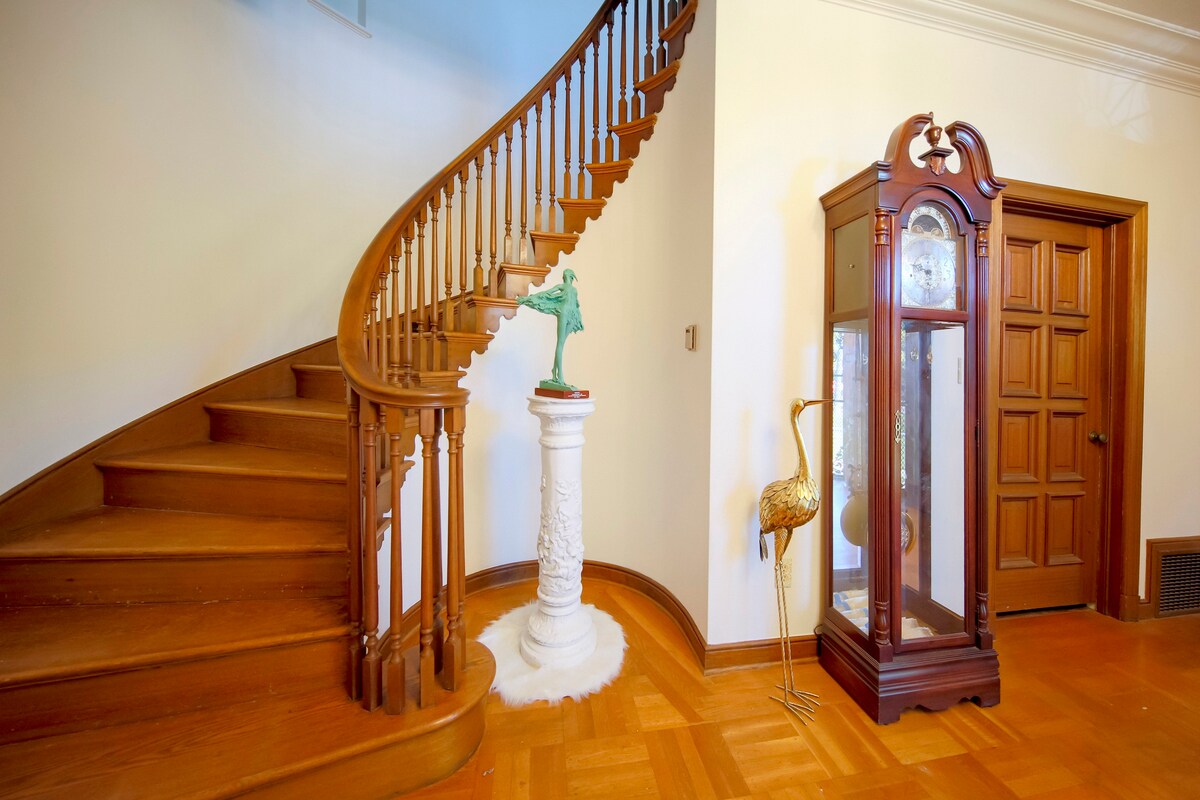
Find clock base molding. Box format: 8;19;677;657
819;620;1000;725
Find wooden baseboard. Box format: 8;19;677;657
384;559;813;675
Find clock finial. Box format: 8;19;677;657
918;117;953;176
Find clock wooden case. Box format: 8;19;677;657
818;113;1003;724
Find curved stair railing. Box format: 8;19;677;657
337;0;697;713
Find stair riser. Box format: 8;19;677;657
0;555;348;606
294;369;346;402
243;687;487;800
588;169;629;200
0;637;349;746
640;74;677;117
103;469;346;522
209;409;347;456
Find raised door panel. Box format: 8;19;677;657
1003;239;1042;312
997;495;1038;570
999;410;1039;484
1001;325;1042;398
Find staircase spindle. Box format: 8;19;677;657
549;86;558;229
578;54;587;198
474;156;484;294
619;0;629;125
443;405;465;690
377;274;387;377
592;35;601;166
644;0;654;77
429;195;440;336
444;183;454;331
535;100;544;232
606;12;615;161
632;0;641;118
504;127;513;263
459;170;468;320
519;113;529;263
403;226;413;378
416;210;427;340
563;70;572;201
366;292;377;378
430;409;445;675
388;253;400;382
657;0;667;70
384;419;406;714
361;402;382;710
489;141;498;294
418;409;437;707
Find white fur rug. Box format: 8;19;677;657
478;601;627;706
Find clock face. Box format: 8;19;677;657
900;204;960;310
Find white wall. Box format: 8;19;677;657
707;0;1200;643
0;0;595;491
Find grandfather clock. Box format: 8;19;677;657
819;113;1003;724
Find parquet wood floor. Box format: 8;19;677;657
405;579;1200;799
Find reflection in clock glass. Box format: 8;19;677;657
901;204;959;310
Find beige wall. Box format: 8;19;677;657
706;0;1200;643
0;0;593;492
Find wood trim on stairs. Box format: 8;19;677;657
386;559;817;676
0;338;340;531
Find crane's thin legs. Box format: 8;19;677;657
770;539;818;723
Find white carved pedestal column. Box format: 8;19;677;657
478;396;626;705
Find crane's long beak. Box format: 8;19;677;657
805;399;833;407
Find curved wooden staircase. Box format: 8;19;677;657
0;1;699;797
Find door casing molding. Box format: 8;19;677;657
988;179;1147;621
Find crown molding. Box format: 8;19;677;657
821;0;1200;98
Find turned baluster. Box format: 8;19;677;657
444;182;454;331
366;289;378;376
489;141;498;294
577;53;586;198
657;0;667;70
474;155;484;294
459;169;468;322
631;0;641;119
402;225;413;380
619;0;629;125
430;409;445;675
384;413;406;714
361;401;382;710
534;100;544;232
443;405;466;690
377;272;388;377
388;250;400;383
504;127;513;263
549;86;557;230
416;209;427;340
429;194;440;336
591;34;601;166
644;0;654;78
519;113;528;264
346;391;363;700
563;70;572;201
606;12;615;161
418;408;437;707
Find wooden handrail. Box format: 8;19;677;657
337;0;620;405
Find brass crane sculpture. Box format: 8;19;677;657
758;397;830;723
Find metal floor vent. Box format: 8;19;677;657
1159;550;1200;616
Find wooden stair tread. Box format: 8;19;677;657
612;113;657;135
205;397;346;421
0;507;344;559
96;442;345;482
0;598;349;688
0;643;494;800
291;364;342;374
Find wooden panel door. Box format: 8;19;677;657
993;213;1106;612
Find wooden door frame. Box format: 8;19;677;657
987;179;1148;621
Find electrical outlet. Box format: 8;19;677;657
780;557;793;588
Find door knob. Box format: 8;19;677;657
1088;431;1109;444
